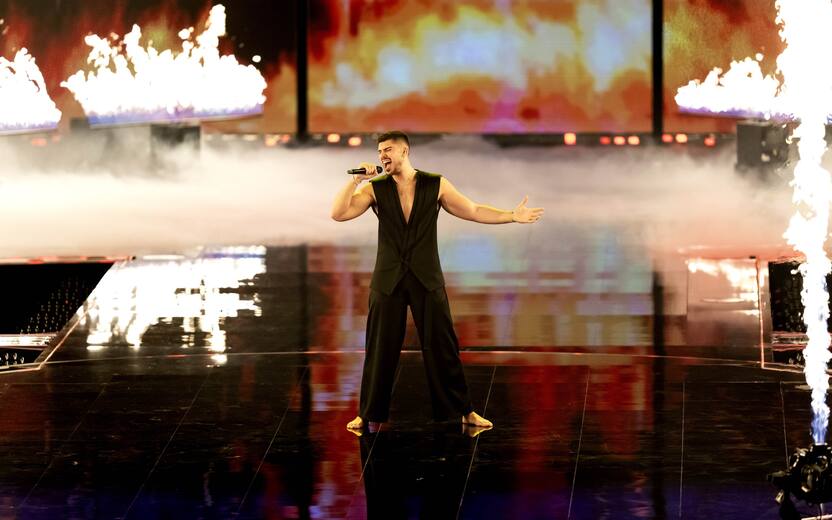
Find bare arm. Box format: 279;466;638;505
439;177;544;224
331;163;377;221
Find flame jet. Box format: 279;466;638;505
777;0;832;445
62;4;266;126
0;48;62;133
678;0;832;444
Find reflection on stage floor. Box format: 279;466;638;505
51;238;765;363
0;241;804;519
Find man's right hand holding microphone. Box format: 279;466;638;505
349;162;383;185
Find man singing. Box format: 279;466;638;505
331;131;544;431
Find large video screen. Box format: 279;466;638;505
0;0;297;132
308;0;653;134
664;0;781;133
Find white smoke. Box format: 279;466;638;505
0;134;797;266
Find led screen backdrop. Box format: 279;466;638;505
308;0;653;134
664;0;781;133
0;0;297;132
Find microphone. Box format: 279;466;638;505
347;165;383;175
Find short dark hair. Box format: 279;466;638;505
377;130;410;147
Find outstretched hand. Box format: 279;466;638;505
512;196;544;223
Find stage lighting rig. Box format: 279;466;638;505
769;444;832;519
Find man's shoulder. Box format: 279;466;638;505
418;170;443;183
417;170;442;180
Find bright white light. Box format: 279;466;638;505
62;4;266;125
140;254;186;261
675;56;786;119
0;334;52;347
0;48;62;133
679;0;832;445
687;259;759;303
777;0;832;445
77;246;266;349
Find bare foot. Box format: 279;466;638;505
462;424;492;438
346;416;364;430
462;411;493;428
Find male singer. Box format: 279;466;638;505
331;131;544;431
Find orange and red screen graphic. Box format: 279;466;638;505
1;0;783;134
308;0;653;133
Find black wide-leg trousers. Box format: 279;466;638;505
359;271;474;422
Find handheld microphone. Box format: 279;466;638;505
347;165;383;175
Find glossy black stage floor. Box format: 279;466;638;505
0;243;815;519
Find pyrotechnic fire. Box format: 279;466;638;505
62;4;266;125
675;55;786;119
679;0;832;444
777;0;832;445
0;48;62;133
664;0;782;132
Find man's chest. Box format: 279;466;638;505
396;184;416;223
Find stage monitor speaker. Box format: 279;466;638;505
735;120;790;176
150;123;201;152
768;260;832;365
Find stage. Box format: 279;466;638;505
2;0;829;517
0;243;813;519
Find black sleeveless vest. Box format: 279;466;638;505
370;170;444;295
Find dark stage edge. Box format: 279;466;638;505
0;246;814;519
